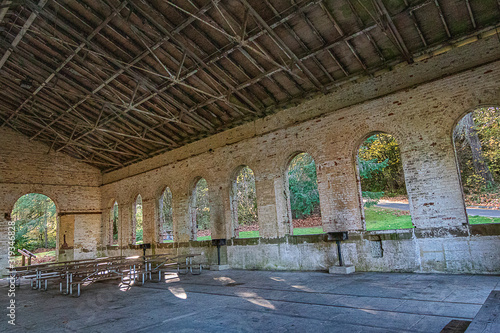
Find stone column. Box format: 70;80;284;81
403;137;466;229
172;188;191;243
319;160;364;232
209;183;228;240
255;173;280;239
141;197;155;245
0;212;11;276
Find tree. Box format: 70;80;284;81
454;112;495;186
159;188;174;242
358;134;406;194
194;178;210;231
234;166;258;226
288;153;320;219
11;193;56;252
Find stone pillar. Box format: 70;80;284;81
73;213;101;260
320;160;364;232
209;183;228;239
172;188;190;243
274;172;290;238
255;173;280;239
142;197;155;245
403;136;466;229
0;212;11;276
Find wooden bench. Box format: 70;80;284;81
9;253;203;296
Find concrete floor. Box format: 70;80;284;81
1;270;499;332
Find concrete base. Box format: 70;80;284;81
210;264;230;271
329;265;355;274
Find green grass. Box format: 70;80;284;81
365;207;414;231
197;235;212;241
239;230;260;238
293;227;324;235
192;210;499;242
468;215;500;224
365;207;500;230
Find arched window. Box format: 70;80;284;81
189;178;211;241
356;133;412;230
111;201;119;245
231;166;258;238
453;107;499;225
133;195;143;244
159;187;174;242
286;153;323;235
11;193;57;265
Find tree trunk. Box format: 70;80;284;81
462;113;495;185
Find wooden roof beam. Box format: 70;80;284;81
240;0;325;92
0;1;128;128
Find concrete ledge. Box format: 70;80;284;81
329;265;355;274
210;265;230;271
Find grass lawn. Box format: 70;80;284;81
239;230;259;238
197;235;212;241
187;211;500;242
365;207;500;230
365;207;413;231
468;215;500;224
293;227;324;235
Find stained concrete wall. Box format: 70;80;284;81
99;35;500;274
0;129;102;274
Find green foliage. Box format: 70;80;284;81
234;166;258;226
159;188;174;242
112;202;118;244
12;193;57;252
362;191;385;208
287;153;320;219
135;195;143;244
455;107;499;194
194;178;210;231
358;134;406;194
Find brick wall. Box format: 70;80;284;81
1;34;499;274
100;36;500;273
0;129;101;274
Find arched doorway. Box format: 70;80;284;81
453;107;499;224
230;166;259;238
356;133;412;230
286;152;323;235
11;193;57;265
189;178;211;241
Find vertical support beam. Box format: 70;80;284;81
403;134;466;229
208;183;228;240
254;173;280;239
172;187;191;243
141;197;155;247
0;212;10;276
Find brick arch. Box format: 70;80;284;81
188;176;210;241
229;165;259;238
10;192;59;215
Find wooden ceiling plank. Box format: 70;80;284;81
1;0;128;128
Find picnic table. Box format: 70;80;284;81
9;253;202;297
